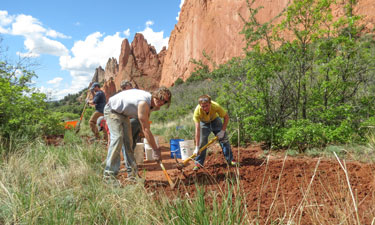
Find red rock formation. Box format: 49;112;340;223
104;57;119;82
102;78;117;102
91;66;105;83
160;0;375;87
129;33;163;90
90;33;164;92
88;0;375;92
160;0;289;87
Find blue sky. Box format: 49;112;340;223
0;0;184;100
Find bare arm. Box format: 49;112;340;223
138;101;158;151
222;114;229;131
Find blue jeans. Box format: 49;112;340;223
195;117;233;166
103;105;137;177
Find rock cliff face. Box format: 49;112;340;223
90;33;164;100
89;0;375;98
116;33;164;91
160;0;290;86
160;0;375;87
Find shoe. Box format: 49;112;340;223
193;166;199;171
103;173;121;187
230;161;239;167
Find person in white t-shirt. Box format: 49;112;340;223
103;87;172;182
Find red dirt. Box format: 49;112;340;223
118;137;375;224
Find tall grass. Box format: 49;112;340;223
151;114;195;141
0;130;246;224
1;128;375;224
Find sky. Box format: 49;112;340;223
0;0;184;100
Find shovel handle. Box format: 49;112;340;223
182;136;218;166
160;162;175;189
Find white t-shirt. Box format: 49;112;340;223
107;89;152;118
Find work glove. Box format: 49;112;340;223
86;99;90;104
193;146;200;156
217;130;225;139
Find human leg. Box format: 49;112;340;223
211;117;233;163
194;121;211;166
122;117;138;177
103;111;126;176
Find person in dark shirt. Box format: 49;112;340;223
87;82;106;141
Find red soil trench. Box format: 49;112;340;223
48;135;375;223
119;138;375;224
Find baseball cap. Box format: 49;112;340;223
90;82;100;90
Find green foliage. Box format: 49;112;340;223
152;122;195;141
175;0;375;151
282;119;326;151
0;59;66;153
186;51;217;83
174;77;184;86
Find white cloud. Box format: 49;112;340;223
0;11;70;57
46;30;71;39
22;35;69;56
58;31;128;97
60;31;125;72
47;77;63;85
140;21;168;52
16;51;39;58
176;0;185;21
0;10;14;33
146;21;154;26
123;29;130;37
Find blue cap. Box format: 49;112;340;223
90;82;100;90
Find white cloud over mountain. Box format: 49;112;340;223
0;10;171;100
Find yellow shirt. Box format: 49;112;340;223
193;101;227;123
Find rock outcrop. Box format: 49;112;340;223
104;58;119;82
102;78;117;102
89;0;375;95
91;33;164;99
91;66;105;83
115;33;164;91
160;0;375;87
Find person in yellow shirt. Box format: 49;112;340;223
192;94;238;171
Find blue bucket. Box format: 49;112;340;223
170;139;184;159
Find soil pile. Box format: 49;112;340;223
122;138;375;224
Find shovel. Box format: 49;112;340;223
75;100;88;134
176;136;218;170
159;162;175;189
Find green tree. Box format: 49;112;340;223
219;0;375;150
0;47;64;154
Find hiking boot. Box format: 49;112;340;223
103;172;121;187
230;161;239;167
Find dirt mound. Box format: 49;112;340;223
118;138;375;224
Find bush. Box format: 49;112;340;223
282;120;326;152
0;59;65;154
